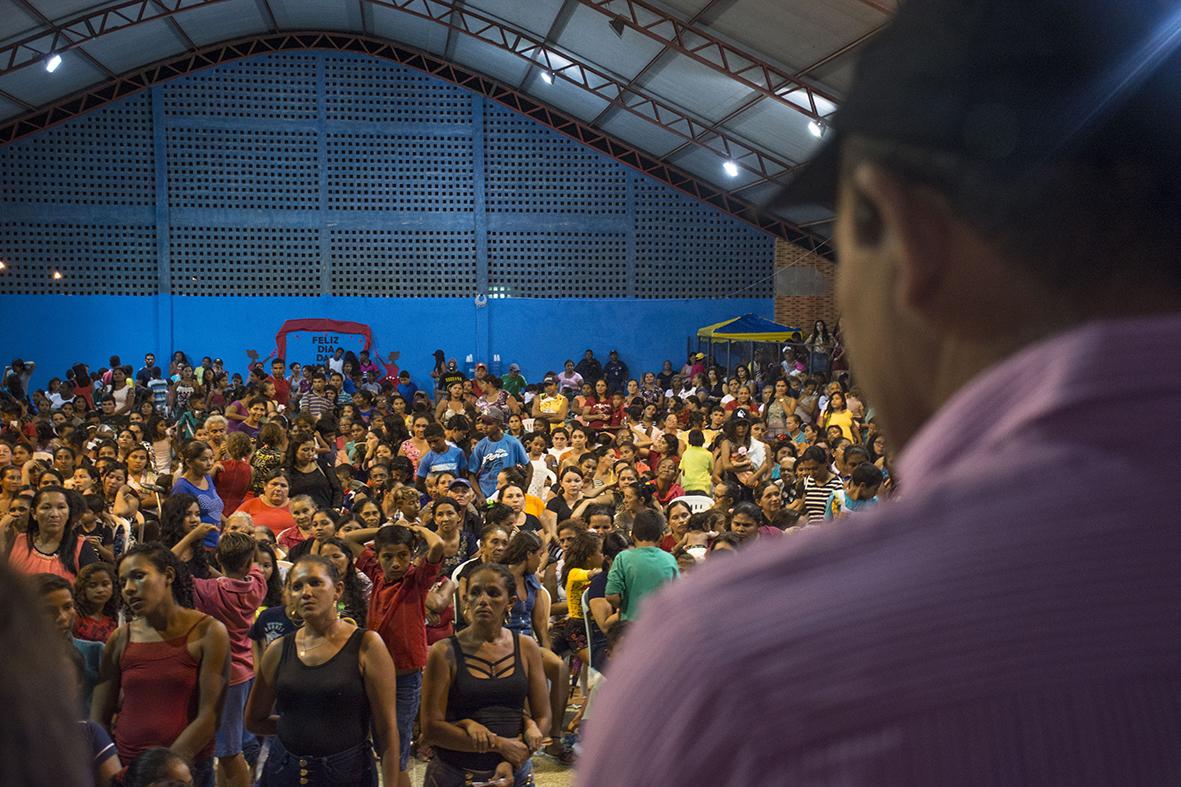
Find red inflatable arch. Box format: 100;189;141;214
256;318;399;380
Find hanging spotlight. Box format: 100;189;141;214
51;270;63;280
808;119;826;138
45;53;62;73
540;70;554;85
722;160;740;177
0;260;7;271
609;17;627;37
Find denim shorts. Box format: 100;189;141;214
214;679;252;758
396;671;422;771
258;738;376;787
424;756;534;787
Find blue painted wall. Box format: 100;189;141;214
2;295;771;389
0;52;776;392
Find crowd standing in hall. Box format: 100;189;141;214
0;333;890;786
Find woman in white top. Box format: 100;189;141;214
104;368;133;415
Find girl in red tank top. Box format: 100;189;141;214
92;543;230;782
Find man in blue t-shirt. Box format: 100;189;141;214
416;424;468;490
468;412;530;501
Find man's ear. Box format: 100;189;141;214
850;162;952;311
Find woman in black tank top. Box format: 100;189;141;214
246;555;401;787
422;563;552;787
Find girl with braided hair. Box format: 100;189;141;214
92;542;230;787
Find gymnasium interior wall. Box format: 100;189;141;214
0;51;780;386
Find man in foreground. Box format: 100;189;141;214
580;0;1181;783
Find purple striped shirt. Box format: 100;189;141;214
578;314;1181;786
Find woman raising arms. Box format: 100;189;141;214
422;563;550;787
247;555;400;786
286;436;341;513
92;544;230;787
762;379;797;441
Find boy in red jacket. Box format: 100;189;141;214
346;522;444;787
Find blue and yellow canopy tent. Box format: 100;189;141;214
694;314;803;373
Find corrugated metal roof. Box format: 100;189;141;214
0;0;897;238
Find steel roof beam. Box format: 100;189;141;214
442;0;466;61
516;0;579;92
0;31;833;257
663;21;888;196
0;0;235;75
255;0;279;34
0;0;800;183
367;0;798;183
574;0;843;121
0;88;35;111
588;0;729;128
11;0;119;79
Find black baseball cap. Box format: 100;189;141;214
773;0;1181;210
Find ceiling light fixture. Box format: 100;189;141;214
51;270;64;279
609;17;627;37
808;119;826;138
540;70;554;85
0;260;7;271
45;53;62;73
722;160;740;177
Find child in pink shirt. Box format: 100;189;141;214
189;530;267;787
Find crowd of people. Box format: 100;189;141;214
0;325;891;786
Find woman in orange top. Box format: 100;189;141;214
8;485;99;581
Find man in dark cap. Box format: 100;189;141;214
581;1;1181;783
603;349;628;395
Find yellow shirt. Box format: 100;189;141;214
679;445;713;492
822;409;857;441
536;394;566;432
566;567;595;618
524;494;545;519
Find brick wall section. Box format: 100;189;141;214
773;238;840;330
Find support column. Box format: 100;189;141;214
151;86;173;356
316;54;331;299
472;95;491;365
625;170;637;296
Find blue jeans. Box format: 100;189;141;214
258;738;376;787
396;671;422;771
191;757;214;787
424;756;534;787
810;351;831;376
214;679;252;757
